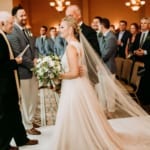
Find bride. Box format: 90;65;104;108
49;16;150;150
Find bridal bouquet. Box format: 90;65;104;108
32;55;62;93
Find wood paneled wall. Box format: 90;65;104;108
11;0;150;36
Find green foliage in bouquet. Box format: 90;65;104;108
31;54;62;93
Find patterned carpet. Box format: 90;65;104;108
33;88;150;127
33;88;59;126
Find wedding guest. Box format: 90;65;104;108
91;16;102;34
54;25;67;57
133;17;150;105
91;16;103;49
125;22;139;59
65;4;101;57
47;26;57;53
98;18;117;118
0;11;38;150
116;20;131;58
7;5;41;135
35;25;54;56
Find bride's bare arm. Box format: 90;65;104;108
59;45;80;79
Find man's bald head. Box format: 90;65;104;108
0;11;12;24
0;11;14;33
65;5;82;23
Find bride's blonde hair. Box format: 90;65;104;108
62;16;80;38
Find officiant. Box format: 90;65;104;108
7;5;41;135
0;11;39;150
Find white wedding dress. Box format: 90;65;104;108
49;41;150;150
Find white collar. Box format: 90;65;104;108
15;22;25;30
103;30;110;37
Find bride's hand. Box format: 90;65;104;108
59;73;63;79
79;65;86;77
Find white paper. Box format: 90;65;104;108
18;44;30;57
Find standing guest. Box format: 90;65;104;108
54;25;67;58
98;18;117;118
125;23;139;59
35;25;53;56
116;20;131;58
65;4;101;57
7;5;41;135
0;11;38;150
91;16;102;34
91;16;103;49
134;17;150;105
48;26;57;53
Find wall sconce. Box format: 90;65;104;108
49;0;71;12
125;0;146;11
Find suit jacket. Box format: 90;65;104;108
134;31;150;71
47;37;55;54
80;23;101;57
0;32;28;149
0;33;19;113
7;24;38;79
116;30;131;58
99;31;117;74
54;35;67;57
35;36;54;56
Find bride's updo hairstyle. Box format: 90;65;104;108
62;16;80;39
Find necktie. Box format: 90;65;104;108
41;37;44;44
140;33;145;48
22;29;29;41
102;36;105;44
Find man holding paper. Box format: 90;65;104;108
7;5;41;135
0;11;39;150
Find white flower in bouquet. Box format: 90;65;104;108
31;55;62;92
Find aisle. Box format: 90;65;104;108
11;116;150;150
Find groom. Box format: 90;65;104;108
7;5;40;135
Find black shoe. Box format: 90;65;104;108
9;145;19;150
25;139;38;145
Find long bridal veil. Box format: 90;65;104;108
79;32;148;117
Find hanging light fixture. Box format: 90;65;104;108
125;0;146;11
49;0;71;12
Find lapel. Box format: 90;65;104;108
144;31;150;42
100;31;110;52
14;25;29;43
121;31;126;41
142;31;150;48
0;29;21;99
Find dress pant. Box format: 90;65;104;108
137;70;150;105
0;105;28;149
20;76;39;129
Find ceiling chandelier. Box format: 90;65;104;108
49;0;71;12
125;0;146;11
